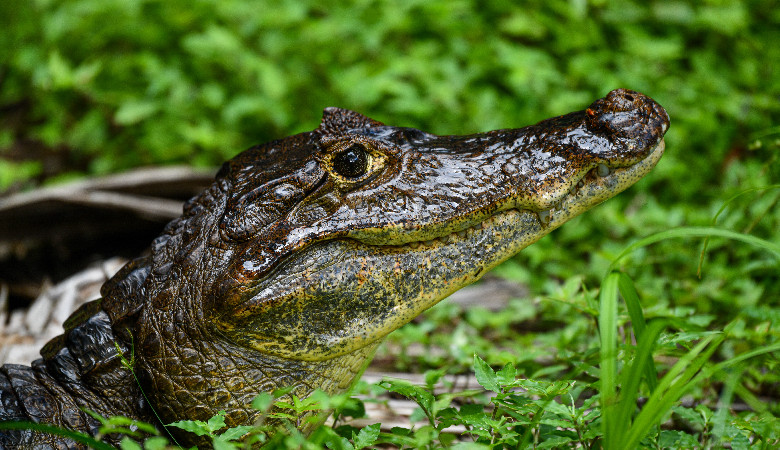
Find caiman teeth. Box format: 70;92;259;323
401;167;585;248
536;209;552;227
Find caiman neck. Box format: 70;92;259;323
97;180;378;441
135;302;378;436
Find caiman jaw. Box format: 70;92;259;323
315;138;667;356
531;136;666;229
213;88;669;363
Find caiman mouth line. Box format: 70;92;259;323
362;137;666;252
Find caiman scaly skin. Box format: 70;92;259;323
0;89;669;448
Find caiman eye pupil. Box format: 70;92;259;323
333;144;369;178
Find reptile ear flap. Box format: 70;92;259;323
319;107;384;135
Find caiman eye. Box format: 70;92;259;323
332;144;369;178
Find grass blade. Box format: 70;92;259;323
711;368;739;443
608;226;780;274
0;421;115;450
599;272;620;449
618;272;658;393
621;333;724;448
693;342;780;387
698;185;780;276
612;319;667;448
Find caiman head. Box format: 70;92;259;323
100;89;668;440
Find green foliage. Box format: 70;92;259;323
1;0;778;193
84;409;159;439
0;421;116;450
379;216;779;447
325;423;381;450
167;411;254;449
0;160;42;191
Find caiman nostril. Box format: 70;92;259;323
605;88;645;112
585;89;668;147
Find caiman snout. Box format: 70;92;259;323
586;88;670;147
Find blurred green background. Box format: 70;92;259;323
1;0;777;312
1;0;778;192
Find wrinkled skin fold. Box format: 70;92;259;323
0;89;668;448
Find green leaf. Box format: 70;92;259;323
379;379;434;415
140;437;170;450
412;424;438;447
0;421;114;450
272;400;294;410
613;320;667;444
334;397;366;420
219;425;255;441
114;100;159;125
438;432;457;446
166;419;213;437
212;436;239;450
658;430;699;448
473;354;500;393
608;226;780;274
119;437;143;450
698;185;780;274
424;367;447;389
0;160;42;190
326;436;354;450
378;427;416;448
496;362;517;385
252;392;274;411
450;443;492;449
620;333;724;449
206;411;227;432
272;386;295;397
672;405;706;428
352;423;381;449
618;272;658;392
730;432;752;450
102;415;159;435
537;435;574;449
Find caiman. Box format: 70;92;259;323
0;89;668;448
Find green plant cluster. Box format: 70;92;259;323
1;0;778;191
1;232;778;447
3;302;778;449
